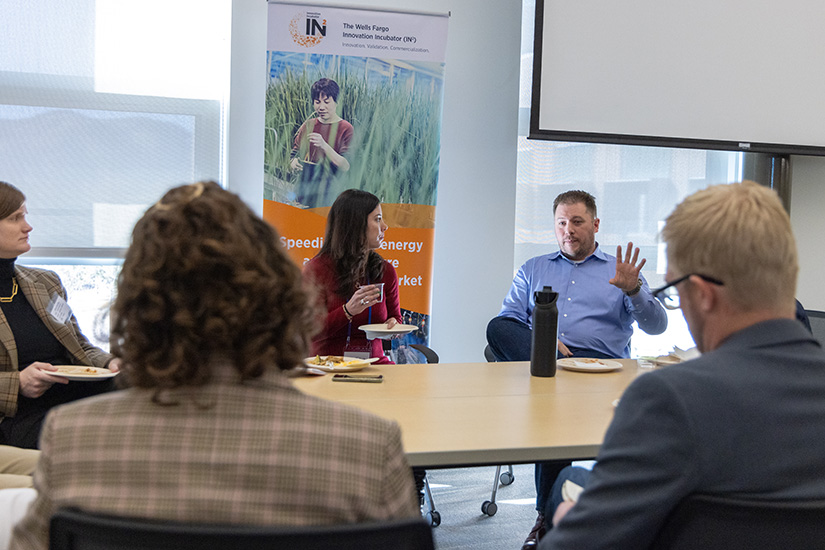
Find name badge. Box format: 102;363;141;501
47;293;72;324
343;342;372;360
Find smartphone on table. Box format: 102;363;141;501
331;374;383;383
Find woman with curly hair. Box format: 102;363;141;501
303;189;401;364
10;182;418;549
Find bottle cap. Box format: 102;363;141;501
535;286;558;304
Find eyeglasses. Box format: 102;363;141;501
652;273;724;310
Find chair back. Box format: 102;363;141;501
483;344;497;362
409;344;439;364
806;309;825;346
381;341;438;364
650;493;825;550
49;508;435;550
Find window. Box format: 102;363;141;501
1;0;232;347
1;0;230;254
35;263;121;352
517;0;743;356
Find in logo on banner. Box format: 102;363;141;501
289;11;326;47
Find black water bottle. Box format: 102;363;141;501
531;286;559;377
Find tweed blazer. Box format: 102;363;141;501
0;266;112;419
10;367;419;549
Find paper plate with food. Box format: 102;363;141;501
303;355;379;373
557;358;623;373
650;354;682;367
646;347;699;367
48;365;119;381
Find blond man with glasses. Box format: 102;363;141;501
539;181;825;550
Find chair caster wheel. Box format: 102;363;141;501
499;471;515;485
481;500;498;516
426;510;441;527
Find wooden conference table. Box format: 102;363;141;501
292;359;645;469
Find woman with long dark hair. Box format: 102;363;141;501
303;189;401;363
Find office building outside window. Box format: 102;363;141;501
0;0;231;348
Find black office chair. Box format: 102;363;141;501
805;309;825;346
49;508;435;550
382;341;438;365
650;494;825;550
410;343;439;364
480;345;515;517
483;343;497;363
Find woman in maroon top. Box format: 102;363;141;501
303;189;401;363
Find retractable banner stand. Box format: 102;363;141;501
263;2;448;354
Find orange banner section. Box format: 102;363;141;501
263;200;327;264
263;199;434;315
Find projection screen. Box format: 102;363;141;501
530;0;825;156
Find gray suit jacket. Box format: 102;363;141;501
9;367;419;549
541;319;825;550
0;266;112;419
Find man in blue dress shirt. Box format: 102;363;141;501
486;190;667;549
487;189;667;362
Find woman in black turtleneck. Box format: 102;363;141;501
0;181;117;449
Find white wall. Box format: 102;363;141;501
226;0;268;217
228;0;522;363
790;155;825;312
423;0;522;362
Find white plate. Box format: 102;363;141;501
558;358;623;373
358;323;417;340
303;356;379;373
652;355;681;367
292;367;328;376
48;366;118;381
672;346;700;361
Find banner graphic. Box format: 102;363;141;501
264;2;448;351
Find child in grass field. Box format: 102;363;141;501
290;78;354;207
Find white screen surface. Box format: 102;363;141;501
531;0;825;155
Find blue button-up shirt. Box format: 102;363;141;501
499;246;667;358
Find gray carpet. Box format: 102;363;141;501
426;464;538;550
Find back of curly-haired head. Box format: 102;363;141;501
111;181;317;390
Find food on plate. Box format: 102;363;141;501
306;355;365;367
55;366;102;375
574;358;603;364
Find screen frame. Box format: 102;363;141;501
528;0;825;157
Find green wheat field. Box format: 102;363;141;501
264;53;445;208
